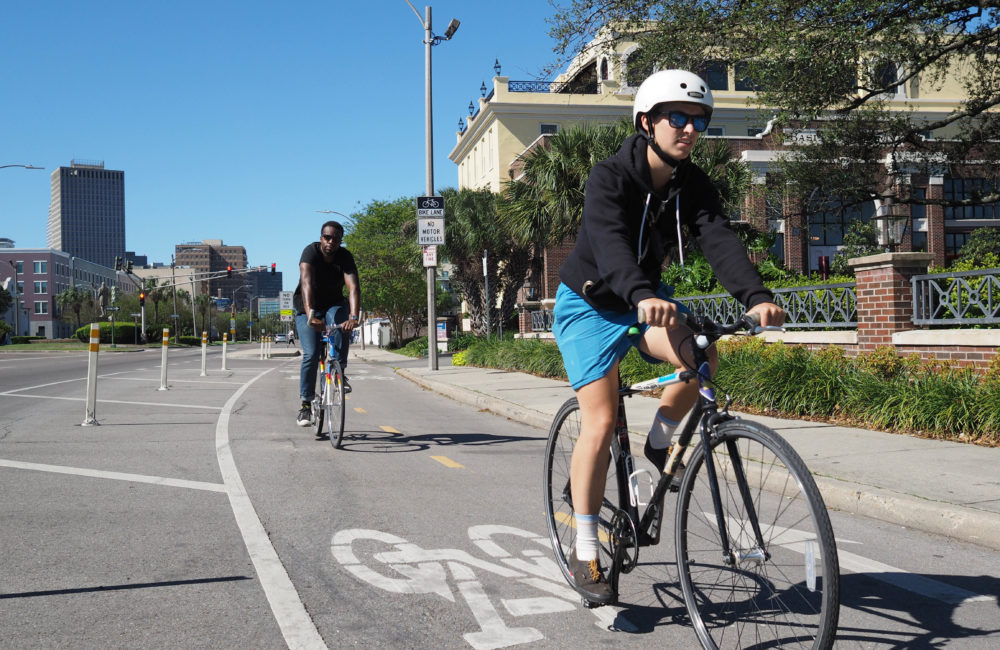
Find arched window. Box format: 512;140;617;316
622;46;653;89
599;57;609;81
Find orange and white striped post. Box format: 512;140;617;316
265;335;272;359
82;323;100;426
158;328;170;390
200;331;208;376
221;332;229;370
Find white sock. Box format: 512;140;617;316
575;513;599;561
648;412;680;450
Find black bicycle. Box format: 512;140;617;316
311;325;346;448
543;312;840;649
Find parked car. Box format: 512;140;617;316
273;333;287;343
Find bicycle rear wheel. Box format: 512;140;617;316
312;359;326;437
543;397;620;593
675;419;839;649
326;358;346;448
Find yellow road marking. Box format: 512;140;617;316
552;511;609;542
431;455;464;469
354;407;366;414
380;425;400;434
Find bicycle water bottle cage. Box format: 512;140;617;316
628;468;655;508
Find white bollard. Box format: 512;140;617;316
82;323;100;426
158;328;170;390
221;332;229;370
200;331;208;376
259;335;264;360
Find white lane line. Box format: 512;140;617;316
216;369;327;649
726;515;994;605
0;459;226;492
0;394;223;410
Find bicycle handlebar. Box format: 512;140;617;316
630;309;772;339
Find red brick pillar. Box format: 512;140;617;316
517;307;533;336
849;252;933;352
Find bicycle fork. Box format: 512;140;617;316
697;408;770;568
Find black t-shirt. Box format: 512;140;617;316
292;242;358;314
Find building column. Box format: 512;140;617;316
849;252;933;352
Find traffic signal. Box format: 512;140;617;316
125;260;133;273
139;291;146;307
114;256;122;271
227;266;233;278
270;263;276;275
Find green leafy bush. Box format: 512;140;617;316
74;322;137;344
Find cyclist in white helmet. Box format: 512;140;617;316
553;69;784;603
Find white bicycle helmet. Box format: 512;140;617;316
633;69;714;132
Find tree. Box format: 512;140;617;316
194;294;213;336
56;286;91;330
957;227;1000;268
549;2;1000;214
831;220;881;275
344;198;426;344
0;283;11;316
441;188;532;336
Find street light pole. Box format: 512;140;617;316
405;1;458;371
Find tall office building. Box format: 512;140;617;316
47;160;125;268
174;239;249;302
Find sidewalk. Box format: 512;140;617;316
352;346;1000;552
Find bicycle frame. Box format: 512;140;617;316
611;337;768;564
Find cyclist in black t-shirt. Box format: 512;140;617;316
294;220;361;426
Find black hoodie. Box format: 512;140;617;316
558;134;773;312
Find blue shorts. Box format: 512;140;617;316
553;282;690;390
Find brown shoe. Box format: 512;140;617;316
569;550;614;604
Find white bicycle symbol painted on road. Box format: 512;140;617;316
331;524;617;649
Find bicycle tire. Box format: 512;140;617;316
312;359;326;437
675;419;840;650
327;358;346;448
542;397;620;593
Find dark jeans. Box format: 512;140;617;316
297;301;350;402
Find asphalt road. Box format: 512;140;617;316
1;344;998;648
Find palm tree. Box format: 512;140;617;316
500;118;633;250
56;286;91;330
194;294;213;336
441;187;532;336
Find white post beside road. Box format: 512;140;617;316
159;328;170;390
222;332;229;370
259;335;264;360
82;323;100;426
266;335;271;359
201;331;208;376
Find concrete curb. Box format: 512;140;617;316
394;366;1000;553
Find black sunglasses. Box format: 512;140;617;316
320;233;342;243
654;110;710;133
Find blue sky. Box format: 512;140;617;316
0;1;564;291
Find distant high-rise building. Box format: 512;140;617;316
174;239;248;301
47;160;125;268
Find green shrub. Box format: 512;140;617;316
74;322;138;344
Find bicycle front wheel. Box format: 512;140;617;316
675;419;840;649
326;358;346;448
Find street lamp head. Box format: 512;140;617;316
443;18;460;40
494;58;501;76
468;101;475;116
480;81;487;97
